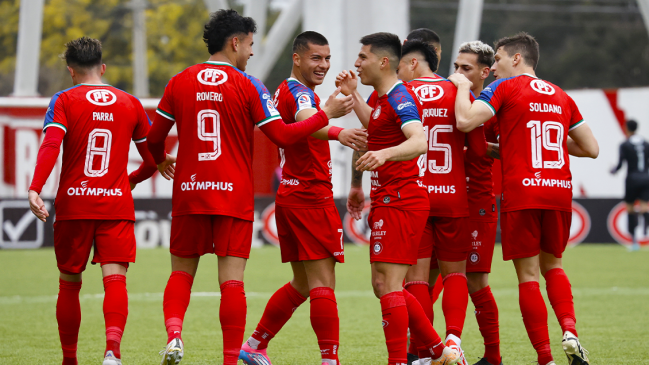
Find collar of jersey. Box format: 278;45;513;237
521;73;537;79
412;74;445;82
77;83;110;86
380;80;403;97
287;77;307;87
204;61;234;67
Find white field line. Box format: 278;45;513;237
1;287;648;305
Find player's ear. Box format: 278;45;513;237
292;52;300;67
100;64;106;76
512;53;521;67
481;66;490;80
231;36;239;52
66;66;75;78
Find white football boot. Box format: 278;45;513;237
102;350;121;365
562;331;590;365
159;338;184;365
444;335;467;365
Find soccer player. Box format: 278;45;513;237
147;10;353;365
397;39;488;365
448;32;599;365
27;37;172;365
405;28;442;73
337;32;460;365
453;41;503;365
610;119;649;251
239;31;366;365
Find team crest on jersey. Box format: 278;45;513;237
86;89;117;106
297;93;311;109
197;69;228;86
267;99;280;116
383;196;390;204
530;80;555;95
469;251;480;264
373;242;383;255
373;106;381;119
479;209;486;216
414;84;444;101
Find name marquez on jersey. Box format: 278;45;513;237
196;92;223;102
93;112;114;121
522;178;572;189
529;103;562;114
181;181;233;191
422;108;448;118
67;187;123;196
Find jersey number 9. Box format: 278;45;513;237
197;109;221;161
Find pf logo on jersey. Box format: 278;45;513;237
414;84;444;101
530;80;555;95
197;69;228;86
86;89;117;106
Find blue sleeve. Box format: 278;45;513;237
288;81;317;118
245;73;281;119
387;85;421;128
43;91;62;130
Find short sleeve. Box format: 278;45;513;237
246;75;281;127
387;85;422;129
567;96;585;131
476;77;510;116
156;77;176;122
132;98;151;143
367;91;378;108
43;92;68;134
287;81;317;119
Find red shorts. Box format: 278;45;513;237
500;209;571;261
466;220;498;273
420;217;471;270
275;205;345;263
369;207;428;265
53;220;135;275
170;214;252;258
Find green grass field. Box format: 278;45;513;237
0;244;648;364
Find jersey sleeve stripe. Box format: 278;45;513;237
475;99;496;116
156;108;175;121
400;119;422;129
256;115;282;127
133;137;147;143
43;122;67;133
569;119;585;131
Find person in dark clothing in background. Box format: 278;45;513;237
611;119;649;251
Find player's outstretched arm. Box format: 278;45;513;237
448;73;493;132
336;70;372;128
347;150;366;220
27;127;64;222
356;123;427;171
129;141;161;188
567;123;599;158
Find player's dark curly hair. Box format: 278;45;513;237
293;31;328;55
360;32;401;71
494;32;539;69
401;39;439;73
203;9;257;55
62;37;102;69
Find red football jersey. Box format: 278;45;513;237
273;78;334;208
42;84;150;221
477;74;585;212
464;116;499;222
366;81;429;211
156;61;281;220
409;75;482;218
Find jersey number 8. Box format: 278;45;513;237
84;128;112;177
197;109;221;161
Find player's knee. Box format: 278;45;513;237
371;278;388;298
467;273;488;294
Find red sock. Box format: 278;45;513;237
220;280;247;365
403;290;444;359
430;275;443;304
470;286;501;365
405;281;436;358
249;282;307;349
544;268;577;336
163;271;194;343
442;273;468;338
310;287;340;363
519;281;552;365
380;291;409;365
103;275;128;359
57;279;82;365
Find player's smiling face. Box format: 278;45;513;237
491;47;514;79
354;45;380;85
295;43;331;87
235;32;255;71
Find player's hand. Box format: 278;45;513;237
447;73;473;88
347;186;365;220
323;87;354;119
130;182;136;190
338;128;368;151
335;70;358;96
158;154;177;180
487;142;500;159
28;190;49;222
356;150;389;171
